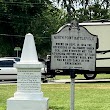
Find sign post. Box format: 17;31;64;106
51;20;98;110
14;47;21;57
70;69;76;110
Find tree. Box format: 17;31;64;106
29;4;66;57
0;0;66;57
75;3;109;22
56;0;75;22
55;0;110;22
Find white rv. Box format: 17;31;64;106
43;20;110;80
79;20;110;79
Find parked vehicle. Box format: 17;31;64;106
0;57;48;82
3;57;20;62
80;20;110;79
0;58;17;80
42;20;110;80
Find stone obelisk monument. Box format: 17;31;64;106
7;33;48;110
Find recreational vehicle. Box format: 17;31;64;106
79;20;110;79
43;20;110;80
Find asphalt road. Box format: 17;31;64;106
1;78;110;84
48;78;110;83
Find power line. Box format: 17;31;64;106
0;12;41;20
0;19;46;26
0;34;51;39
0;34;24;37
0;20;30;26
0;1;45;5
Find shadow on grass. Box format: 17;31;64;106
49;106;65;110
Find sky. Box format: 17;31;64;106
50;0;82;10
50;0;62;9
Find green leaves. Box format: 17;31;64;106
0;0;65;57
56;0;110;22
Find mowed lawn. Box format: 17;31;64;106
1;82;110;110
55;74;110;80
42;83;110;110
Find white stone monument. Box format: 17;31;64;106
7;33;48;110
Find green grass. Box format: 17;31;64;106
0;84;16;110
75;83;110;110
42;83;110;110
1;83;110;110
55;74;110;80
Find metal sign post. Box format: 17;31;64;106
51;20;98;110
70;69;76;110
14;47;21;57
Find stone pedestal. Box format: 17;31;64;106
7;33;48;110
7;98;48;110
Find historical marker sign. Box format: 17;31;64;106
51;23;98;71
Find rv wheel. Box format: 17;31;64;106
84;73;97;80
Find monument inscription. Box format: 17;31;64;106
17;69;41;92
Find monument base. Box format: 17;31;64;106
7;97;49;110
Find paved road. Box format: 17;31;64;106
0;80;17;84
49;78;110;83
1;78;110;84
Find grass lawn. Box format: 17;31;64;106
42;83;110;110
55;74;110;80
1;82;110;110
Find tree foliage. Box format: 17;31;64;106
75;3;109;22
0;0;66;57
0;0;110;57
55;0;110;22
